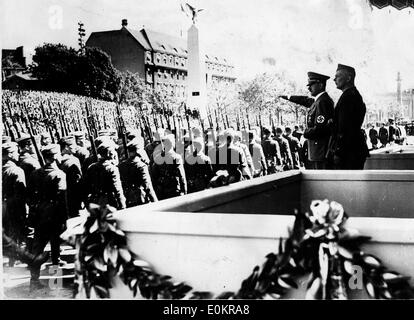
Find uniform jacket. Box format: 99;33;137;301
119;156;158;207
152;150;187;199
262;138;282;167
60;154;83;217
332;86;369;159
2;160;27;241
288;93;334;161
85;159;126;210
19;152;41;180
28;163;67;231
184;152;214;193
274;136;293;168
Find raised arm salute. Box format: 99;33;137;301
280;72;334;169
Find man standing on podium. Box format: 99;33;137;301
331;64;369;169
279;72;334;169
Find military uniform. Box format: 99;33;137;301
249;131;267;177
119;138;158;207
184;138;214;193
262;129;282;174
274;135;293;170
28;144;68;285
285;134;301;169
2;143;27;244
85;141;126;210
60;154;83;217
281;72;334;169
152;134;187;200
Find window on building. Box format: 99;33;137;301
169;55;173;65
156;53;161;64
146;51;152;63
163;54;167;65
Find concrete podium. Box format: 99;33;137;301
365;145;414;170
112;170;414;299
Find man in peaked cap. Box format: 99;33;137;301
331;63;369;169
28;143;68;290
279;71;334;169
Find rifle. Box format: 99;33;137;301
242;114;246;130
183;102;194;153
40;102;55;143
59;103;69;136
116;103;129;159
271;115;277;137
22;102;45;167
259;113;264;142
6;100;21;139
225;114;230;129
236;113;241;131
2;112;16;141
84;117;98;163
247;113;251;130
222;114;227;129
85;102;97;139
214;109;219;131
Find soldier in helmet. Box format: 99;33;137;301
2;142;27;265
152;134;187;200
184;137;214;193
84;139;126;210
119;138;158;207
28;144;68;290
58;136;83;218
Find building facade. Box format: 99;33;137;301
86;19;236;100
2;46;27;81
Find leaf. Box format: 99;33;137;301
133;259;150;268
344;260;356;275
363;255;382;269
382;272;411;284
366;281;376;298
380;289;392;299
305;277;321;300
277;277;296;289
338;246;353;260
93;257;107;272
89;220;99;233
118;248;132;263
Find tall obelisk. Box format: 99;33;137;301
186;17;207;119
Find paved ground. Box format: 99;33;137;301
3;245;75;299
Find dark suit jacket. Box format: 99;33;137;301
288;93;334;161
332;86;368;159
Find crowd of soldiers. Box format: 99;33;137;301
3;63;396;291
2;116;309;290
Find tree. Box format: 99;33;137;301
30;43;121;101
75;47;121;101
30;43;79;92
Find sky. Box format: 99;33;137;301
1;0;413;100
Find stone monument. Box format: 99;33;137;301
182;2;208;119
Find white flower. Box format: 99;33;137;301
327;201;345;226
310;199;330;224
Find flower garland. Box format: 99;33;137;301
62;200;414;299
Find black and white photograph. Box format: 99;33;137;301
1;0;414;306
